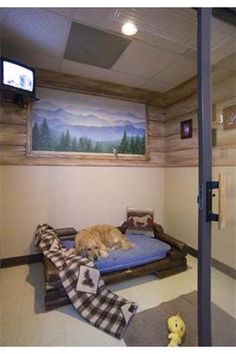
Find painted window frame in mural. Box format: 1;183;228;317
27;87;148;160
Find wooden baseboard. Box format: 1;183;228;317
211;258;236;280
0;253;43;268
186;245;236;280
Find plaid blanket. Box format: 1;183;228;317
35;224;138;338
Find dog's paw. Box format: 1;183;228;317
100;250;109;258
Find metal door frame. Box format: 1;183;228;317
197;8;212;346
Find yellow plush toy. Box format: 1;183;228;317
167;313;186;346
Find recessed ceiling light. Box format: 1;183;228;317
121;21;138;36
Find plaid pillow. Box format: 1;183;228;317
126;207;154;237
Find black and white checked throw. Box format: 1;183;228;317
35;224;138;338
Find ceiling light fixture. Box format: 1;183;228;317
121;21;138;36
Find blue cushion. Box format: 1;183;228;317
62;239;76;249
62;234;171;274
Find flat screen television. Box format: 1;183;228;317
1;57;36;103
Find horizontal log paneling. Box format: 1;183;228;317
0;104;27;124
148;152;165;166
165;128;236;166
148;136;165;153
212;76;236;104
163;77;197;107
1;68;235;167
213;147;236;166
0;123;27;146
36;69;163;106
147;105;166;122
166;147;236;167
165;130;198;152
0;145;26;164
216;127;236;147
164;94;197;121
148;121;165;137
164;73;236;166
162;68;234;107
164;77;235;130
166;149;199;167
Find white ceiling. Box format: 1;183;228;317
0;7;235;93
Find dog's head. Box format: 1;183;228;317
76;231;105;261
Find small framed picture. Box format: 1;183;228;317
223;104;236;130
181;119;192;139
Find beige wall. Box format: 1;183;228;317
1;166;165;258
164;167;198;249
1;165;235;269
164;166;236;269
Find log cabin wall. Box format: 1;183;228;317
0;69;165;167
163;71;236;167
1;68;235;167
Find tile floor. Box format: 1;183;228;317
0;255;235;346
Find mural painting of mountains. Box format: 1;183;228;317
32;88;146;155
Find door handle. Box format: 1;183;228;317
206;174;226;230
218;173;226;230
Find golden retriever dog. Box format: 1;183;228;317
75;224;134;261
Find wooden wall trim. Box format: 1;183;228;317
0;253;43;268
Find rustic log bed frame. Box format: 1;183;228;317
43;222;188;311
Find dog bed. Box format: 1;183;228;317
43;223;188;311
62;234;171;274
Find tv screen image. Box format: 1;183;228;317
3;60;34;93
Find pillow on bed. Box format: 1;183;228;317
126;207;154;237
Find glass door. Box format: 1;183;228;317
197;8;236;346
210;9;236;346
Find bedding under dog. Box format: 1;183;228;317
62;234;171;274
35;224;138;339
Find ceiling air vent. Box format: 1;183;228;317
64;22;131;69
